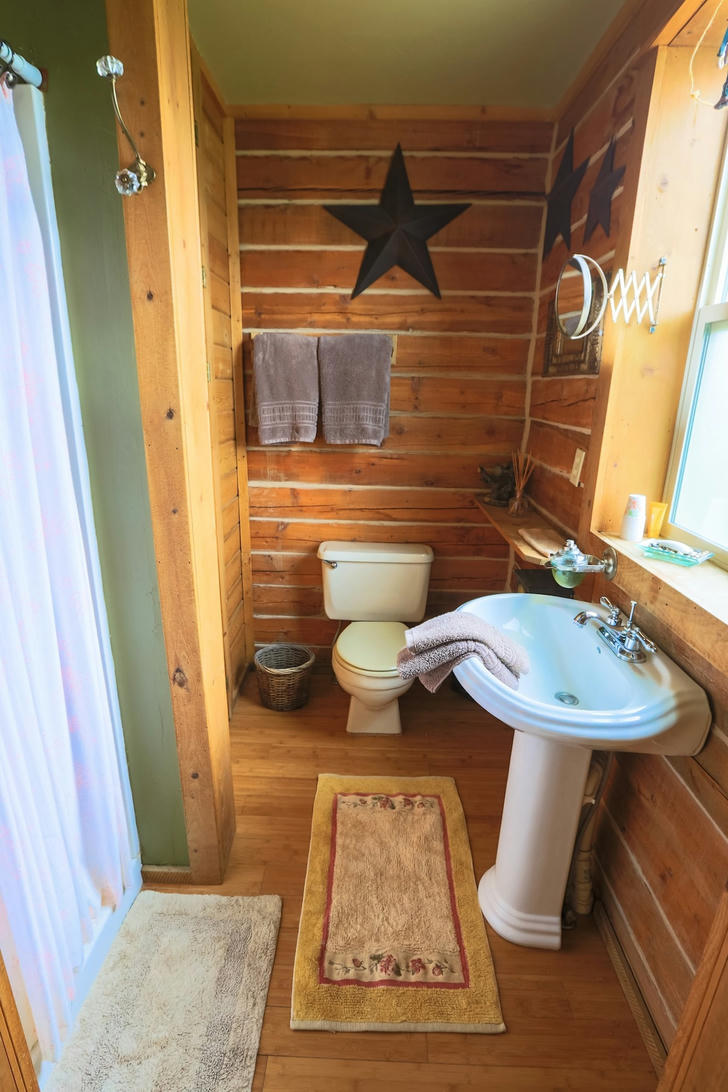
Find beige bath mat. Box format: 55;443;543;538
47;891;281;1091
291;774;504;1033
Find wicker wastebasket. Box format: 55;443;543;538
254;643;315;711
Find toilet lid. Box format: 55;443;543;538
336;621;407;674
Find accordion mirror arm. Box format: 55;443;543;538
555;253;667;339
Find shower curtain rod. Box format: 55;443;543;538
0;39;43;88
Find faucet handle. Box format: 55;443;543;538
621;600;657;655
599;596;622;625
622;624;657;655
633;628;657;654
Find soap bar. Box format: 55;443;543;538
640;539;713;566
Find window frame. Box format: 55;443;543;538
662;135;728;570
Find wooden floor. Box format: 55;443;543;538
152;672;657;1091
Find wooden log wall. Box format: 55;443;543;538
525;7;728;1053
192;58;254;704
525;51;656;535
235;112;551;662
592;583;728;1051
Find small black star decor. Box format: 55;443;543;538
323;144;470;298
543;130;589;257
584;137;625;243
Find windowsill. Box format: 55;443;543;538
596;531;728;630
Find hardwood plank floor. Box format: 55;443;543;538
148;672;657;1091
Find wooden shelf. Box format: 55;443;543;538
474;497;564;566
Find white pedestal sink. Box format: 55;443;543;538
454;594;712;950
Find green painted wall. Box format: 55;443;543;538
5;1;188;865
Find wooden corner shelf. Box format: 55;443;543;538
473;496;564;567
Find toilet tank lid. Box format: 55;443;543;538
317;541;433;564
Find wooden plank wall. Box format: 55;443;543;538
592;587;728;1050
192;61;251;702
526;14;728;1052
235;112;551;662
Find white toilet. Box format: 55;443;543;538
317;541;434;735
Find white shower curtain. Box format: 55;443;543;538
0;80;140;1066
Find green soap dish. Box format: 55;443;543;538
640;539;713;566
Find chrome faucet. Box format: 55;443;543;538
574;597;656;663
574;597;622;628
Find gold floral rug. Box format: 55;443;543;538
291;774;505;1033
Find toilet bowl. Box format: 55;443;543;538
318;540;433;735
332;621;413;734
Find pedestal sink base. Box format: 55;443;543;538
479;868;563;950
479;731;592;950
454;593;712;950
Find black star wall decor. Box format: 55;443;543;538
584;137;625;243
543;130;589;257
324;144;470;298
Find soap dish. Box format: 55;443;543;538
640;538;713;566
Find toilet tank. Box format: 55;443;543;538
318;541;434;622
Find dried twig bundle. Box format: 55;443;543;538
511;450;535;494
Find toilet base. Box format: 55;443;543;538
346;695;402;735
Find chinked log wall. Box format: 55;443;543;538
525;54;655;535
527;15;728;1052
235;112;551;661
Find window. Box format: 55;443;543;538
664;141;728;570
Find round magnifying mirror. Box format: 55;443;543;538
555;253;609;339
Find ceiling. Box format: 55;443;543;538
188;0;630;109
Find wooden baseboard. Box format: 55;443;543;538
594;900;667;1077
141;865;195;886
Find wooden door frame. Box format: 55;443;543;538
0;953;38;1092
104;0;235;883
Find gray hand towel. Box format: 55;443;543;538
253;333;319;444
318;333;392;445
396;610;530;693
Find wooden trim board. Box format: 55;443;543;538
658;886;728;1090
191;46;235;711
141;866;195;886
225;114;256;675
0;953;38;1092
104;0;235;883
227;103;554;122
594;901;667;1077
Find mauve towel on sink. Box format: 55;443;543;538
396;611;530;693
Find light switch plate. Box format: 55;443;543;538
569;448;586;486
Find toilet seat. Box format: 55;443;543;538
335;621;407;676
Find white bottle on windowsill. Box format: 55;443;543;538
621;494;646;542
